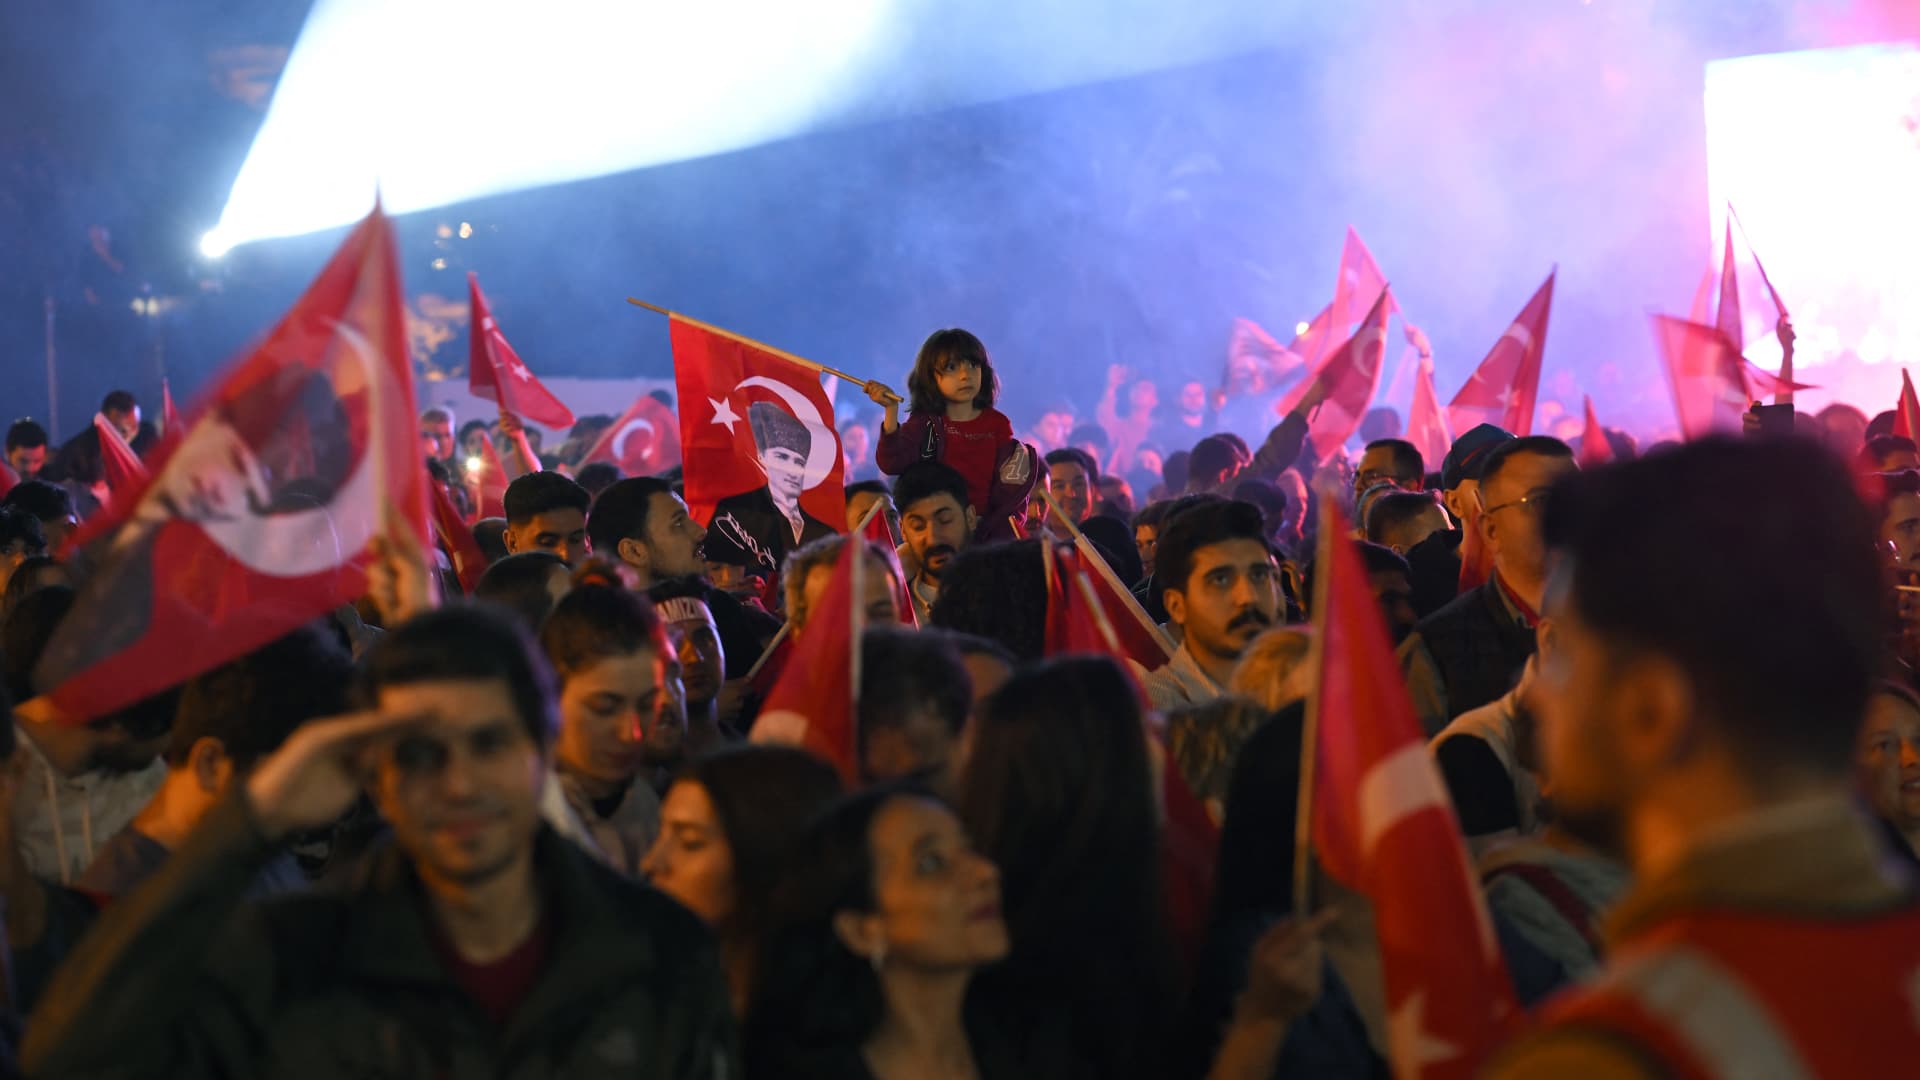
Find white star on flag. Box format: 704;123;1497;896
508;361;533;382
1387;990;1460;1076
710;396;742;435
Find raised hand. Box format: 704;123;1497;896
365;506;439;627
1236;909;1338;1023
244;709;426;840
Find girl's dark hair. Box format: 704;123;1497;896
956;657;1175;1076
538;583;666;684
907;328;998;416
745;785;923;1074
680;745;844;939
1210;701;1304;920
927;539;1047;662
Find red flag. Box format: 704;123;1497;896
1895;371;1920;443
1578;396;1613;467
1073;533;1172;668
1290;288;1393;461
34;207;427;719
161;378;181;435
1279;228;1397;414
1227;317;1304;392
1042;542;1117;658
469;432;509;521
93;414;149;502
1740;360;1815;400
429;470;489;593
1716;223;1743;352
467;273;576;429
670;316;844;531
754;536;864;784
1653;316;1750;439
580;391;681;477
1404;354;1452;474
861;500;917;629
1307;500;1519;1078
1447;270;1554;437
0;461;16;502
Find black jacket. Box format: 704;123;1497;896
704;486;835;576
22;792;737;1079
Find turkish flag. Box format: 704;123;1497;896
161;378;181;436
752;535;864;785
1716;223;1743;352
469;432;509;521
1895;371;1920;443
429;470;489;593
1043;542;1118;658
1308;500;1519;1079
1279;228;1396;414
580;391;681;477
860;500;917;629
1404;354;1452;476
1653;316;1750;440
1227;317;1304;393
1578;396;1613;468
670;316;844;530
34;207;427;719
93;414;148;504
1289;288;1393;462
467;273;576;430
0;462;16;501
1448;270;1554;438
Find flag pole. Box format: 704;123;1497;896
740;493;892;681
1292;498;1336;918
626;298;900;402
1037;486;1178;660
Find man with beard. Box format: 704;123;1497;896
1143;500;1281;712
893;462;976;624
22;606;735;1077
704;403;835;578
1486;438;1920;1077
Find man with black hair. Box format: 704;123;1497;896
502;471;591;566
587;476;778;679
1857;433;1920;473
77;624;352;897
843;478;895;535
1486;437;1920;1077
858;626;972;796
705;402;835;575
1366;490;1450;555
1132;501;1171;579
45;391;154;486
1355;540;1419;645
6;420;49;481
573;461;622;498
24;605;737;1078
780;535;901;639
2;480;79;552
1398;435;1574;735
1355;437;1425;494
1144;500;1282;711
474;551;572;635
0;506;47;595
894;461;976;623
1045;447;1100;527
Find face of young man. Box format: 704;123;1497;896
660;601;725;710
1478;452;1578;586
371;678;547;888
505;508;588;567
899;492;973;583
1355;446;1420;494
798;556;899;637
1048;461;1093;524
1164;538;1280;666
638;492;708;579
1883;492;1920;569
7;444;45;480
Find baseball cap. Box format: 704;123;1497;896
1440;424;1515;490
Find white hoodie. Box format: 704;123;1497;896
10;724;165;885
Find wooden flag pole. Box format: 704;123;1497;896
1037;486;1179;661
626;298;901;403
1292;497;1335;918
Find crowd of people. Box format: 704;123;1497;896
0;313;1913;1079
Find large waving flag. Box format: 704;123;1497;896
1716;223;1744;352
1448;270;1554;437
467;273;576;430
1279;228;1395;412
751;535;864;784
34;208;428;719
1654;316;1751;439
428;470;489;594
579;390;681;477
1305;499;1519;1079
92;414;149;506
1404;353;1452;473
1288;288;1394;461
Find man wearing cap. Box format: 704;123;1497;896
1398;435;1576;737
1405;423;1514;618
704;402;836;578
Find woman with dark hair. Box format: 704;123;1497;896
927;539;1047;662
747;786;1010;1079
641;744;844;1014
956;657;1178;1079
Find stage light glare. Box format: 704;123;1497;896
1295;321;1311;336
199;229;234;259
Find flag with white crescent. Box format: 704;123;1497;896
581;390;681;477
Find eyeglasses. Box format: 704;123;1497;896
1480;488;1555;517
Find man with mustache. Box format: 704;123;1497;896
1143;499;1282;712
893;462;976;624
